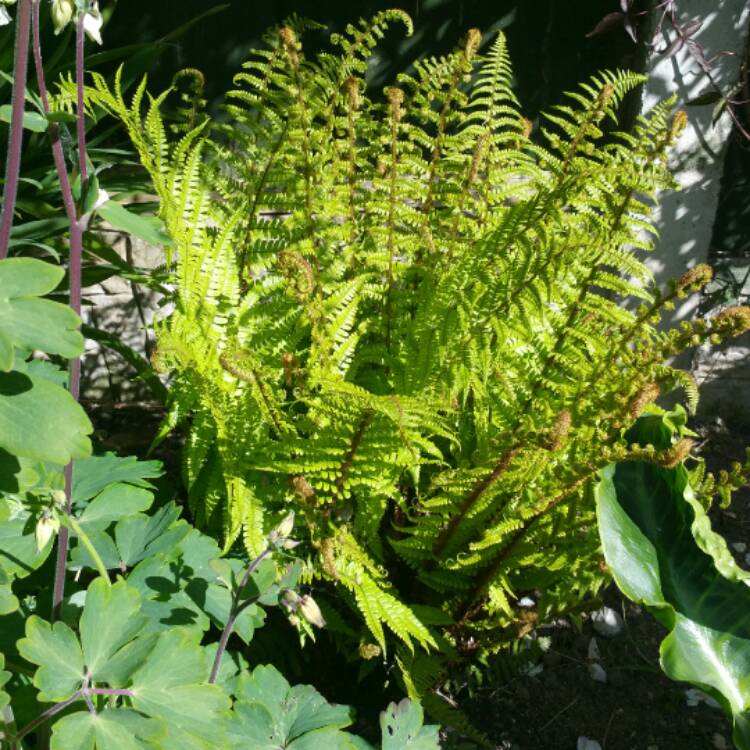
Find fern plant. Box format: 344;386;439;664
84;10;750;695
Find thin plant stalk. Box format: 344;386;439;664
46;13;90;620
208;547;272;684
0;0;33;259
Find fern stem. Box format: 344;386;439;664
334;409;374;500
385;93;401;351
238;119;289;284
0;0;32;260
457;474;591;622
432;446;520;557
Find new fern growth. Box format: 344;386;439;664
85;11;750;696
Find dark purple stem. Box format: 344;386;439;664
208;547;272;684
11;691;82;742
0;0;33;259
48;17;87;620
88;688;134;697
31;0;77;226
75;14;88;185
10;687;133;742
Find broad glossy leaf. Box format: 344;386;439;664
80;579;147;678
50;709;160;750
17;616;84;702
0;370;92;463
380;699;440;750
596;440;750;749
0;258;83;370
130;629;231;746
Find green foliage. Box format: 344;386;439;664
0;255;434;748
85;12;750;696
596;410;750;750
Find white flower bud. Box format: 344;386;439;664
0;2;13;26
269;511;295;545
51;0;74;35
298;594;326;628
82;1;102;45
51;489;67;508
35;515;60;551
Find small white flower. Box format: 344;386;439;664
0;6;12;26
82;1;102;45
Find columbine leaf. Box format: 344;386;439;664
79;578;147;679
596;417;750;750
0;498;54;579
0;653;10;712
130;629;231;747
380;699;440;750
232;665;354;746
77;483;154;532
17;616;84;702
72;453;162;505
0;258;83;370
0;370;92;463
51;709;162;750
114;504;189;567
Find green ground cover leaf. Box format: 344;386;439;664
596;417;750;750
380;699;440;750
229;665;356;749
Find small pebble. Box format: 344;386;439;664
646;745;659;750
518;596;535;608
588;662;607;683
591;606;624;637
745;552;750;567
577;738;602;750
732;542;747;553
713;734;728;750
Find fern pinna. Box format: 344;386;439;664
87;12;750;692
